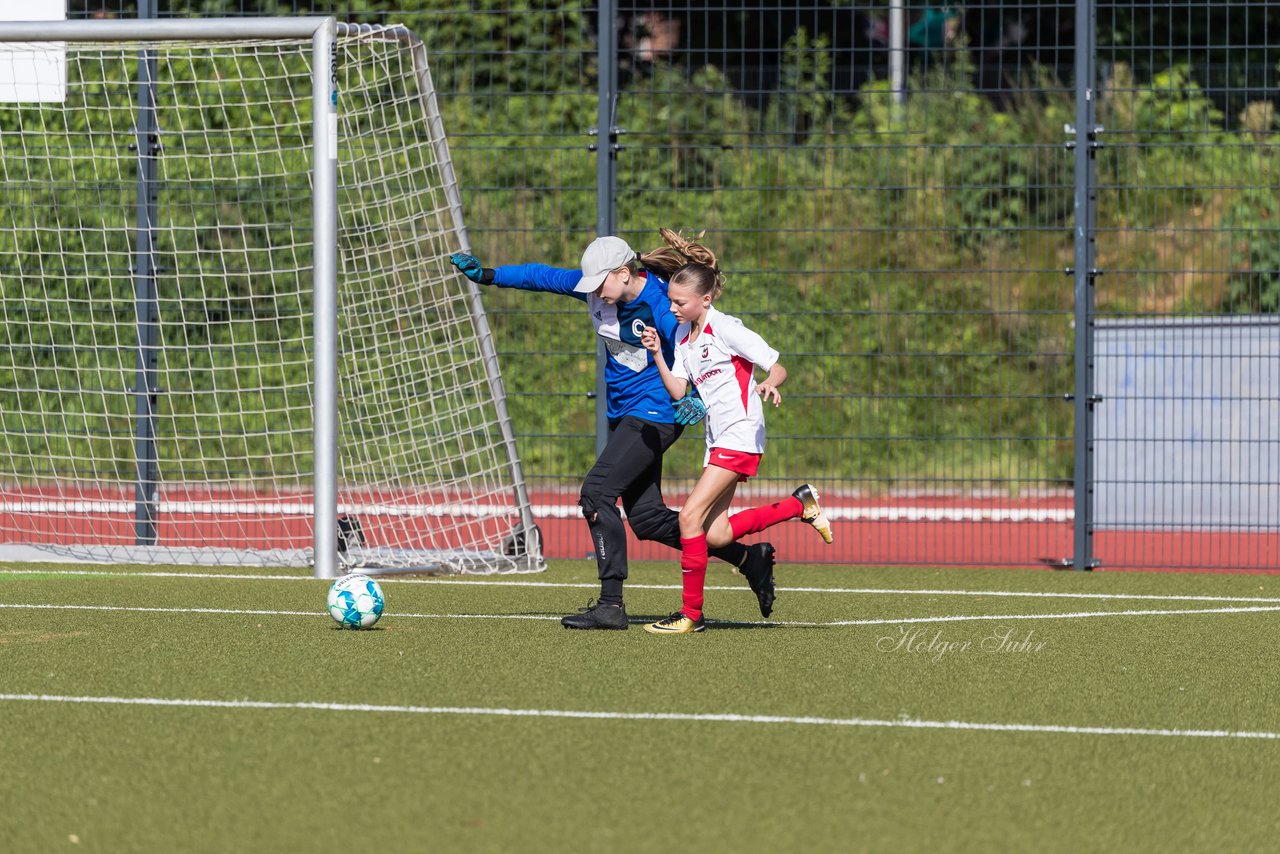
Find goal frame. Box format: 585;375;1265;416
0;17;540;578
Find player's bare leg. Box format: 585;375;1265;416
646;467;739;634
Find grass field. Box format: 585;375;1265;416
1;559;1278;853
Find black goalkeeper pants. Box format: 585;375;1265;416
578;416;744;603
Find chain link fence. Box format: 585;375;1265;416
52;1;1279;570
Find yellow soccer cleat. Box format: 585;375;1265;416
644;611;706;634
793;483;834;544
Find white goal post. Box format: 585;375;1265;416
0;17;543;577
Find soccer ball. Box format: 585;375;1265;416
326;573;385;629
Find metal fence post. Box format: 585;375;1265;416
1070;0;1099;570
592;0;618;456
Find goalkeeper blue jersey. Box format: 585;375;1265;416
491;263;681;423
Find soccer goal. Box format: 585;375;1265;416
0;18;542;577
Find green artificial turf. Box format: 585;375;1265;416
0;561;1277;853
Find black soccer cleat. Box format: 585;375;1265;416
561;599;629;630
739;542;777;618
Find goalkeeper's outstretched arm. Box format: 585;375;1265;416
449;253;582;297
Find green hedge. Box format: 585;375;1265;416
1;30;1275;491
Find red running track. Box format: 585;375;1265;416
2;486;1276;572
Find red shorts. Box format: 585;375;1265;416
705;447;762;481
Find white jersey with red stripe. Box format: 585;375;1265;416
671;305;780;454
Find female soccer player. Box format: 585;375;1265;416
449;231;777;630
640;259;833;634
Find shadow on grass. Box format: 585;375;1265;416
486;611;825;631
627;614;822;631
703;620;825;631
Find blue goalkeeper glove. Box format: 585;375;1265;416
449;252;494;284
673;392;707;426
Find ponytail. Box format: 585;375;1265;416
636;228;724;290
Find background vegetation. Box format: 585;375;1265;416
2;2;1276;496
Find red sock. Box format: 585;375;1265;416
729;497;802;540
680;534;709;620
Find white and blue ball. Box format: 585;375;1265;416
326;573;385;629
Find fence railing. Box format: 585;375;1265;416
58;1;1280;571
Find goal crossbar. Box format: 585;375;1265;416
0;18;336;42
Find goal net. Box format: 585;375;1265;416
0;19;542;575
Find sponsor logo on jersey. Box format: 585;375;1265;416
606;338;649;373
695;367;723;385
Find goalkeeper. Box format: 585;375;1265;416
450;229;777;629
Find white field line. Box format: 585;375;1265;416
2;568;1280;606
820;604;1280;626
0;692;1274;741
0;500;1073;523
4;601;1280;627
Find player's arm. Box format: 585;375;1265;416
640;326;690;400
644;296;705;424
755;362;787;407
449;255;585;300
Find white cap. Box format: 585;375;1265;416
575;236;637;293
